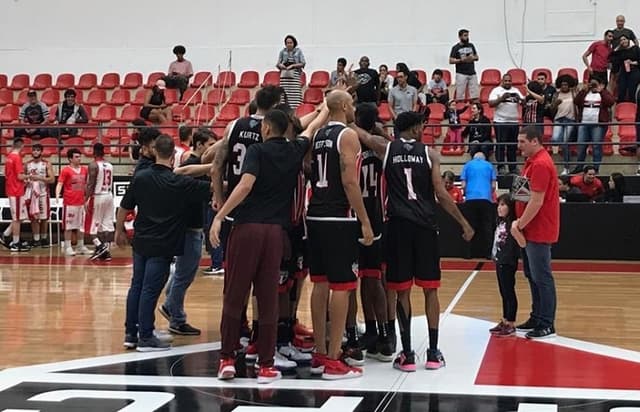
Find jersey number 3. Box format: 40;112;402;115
232;143;247;175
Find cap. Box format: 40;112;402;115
155;79;166;90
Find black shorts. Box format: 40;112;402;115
358;236;383;279
290;222;308;279
386;217;441;290
307;219;359;290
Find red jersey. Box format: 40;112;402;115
515;149;560;243
59;165;88;206
570;175;604;201
447;186;464;203
586;40;612;72
5;152;25;197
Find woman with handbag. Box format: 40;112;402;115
277;35;306;109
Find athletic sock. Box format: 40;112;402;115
33;233;40;241
365;320;377;336
429;328;439;351
396;301;412;353
276;318;290;346
250;320;259;343
12;236;19;244
93;238;102;247
78;237;85;248
377;320;389;338
345;325;358;346
387;319;396;337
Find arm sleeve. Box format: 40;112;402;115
449;45;458;59
297;49;306;66
294;137;311;159
471;44;478;55
460;164;467;181
240;144;260;177
40;103;49;119
488;87;500;101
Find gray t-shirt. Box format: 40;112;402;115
390;84;418;114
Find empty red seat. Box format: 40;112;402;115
557;67;578;81
480;69;501;86
415;70;427;86
296;103;316;117
193;105;216;122
132;89;147;105
109;89;131;106
180;89;203;105
0;105;19;122
38;137;60;157
214;71;236;88
76;73;97;90
53;73;75;90
440;70;452;86
9;74;30;90
531;68;553;84
112;136;132;157
103;121;129;140
0;74;7;89
303;88;324;105
479;87;492;104
41;89;60;106
378;103;392;122
191;71;213;88
85;89;107;106
15;90;29;105
615;102;637;121
99;73;120;89
206;89;227;105
32;73;52;90
309;71;330;88
172;105;191;122
262;71;281;87
80;124;99;141
0;89;14;106
118;105;141;122
427;103;446;120
238;71;259;88
164;89;178;105
122;72;143;89
229;89;250;105
506;68;527;85
217;104;240;122
482;103;494;119
93;105;116;122
60;137;85;157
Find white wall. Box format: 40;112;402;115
1;0;640;79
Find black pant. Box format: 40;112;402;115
462;199;495;258
469;140;494;160
163;75;189;99
496;263;518;321
14;127;49;138
617;69;640;102
494;123;519;172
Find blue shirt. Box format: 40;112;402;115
461;158;496;201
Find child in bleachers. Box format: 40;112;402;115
445;100;468;150
425;69;449;105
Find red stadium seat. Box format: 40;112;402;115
378;102;392;122
582;68;590;84
15;90;29;105
118;105;141;122
479;87;492;104
109;89;131;106
145;72;165;89
531;68;553;84
229;89;250;105
238;71;259;88
206;89;227;105
262;71;281;86
85;89;107;106
193;105;216;122
309;71;330;88
60;137;85;157
427;103;446;120
98;73;120;89
132;89;146;105
103;121;128;140
164;89;178;105
76;73;97;90
112;136;131;157
122;72;143;89
217;104;240;122
53;73;75;90
482;103;494;119
38;137;59;157
172;105;191;122
214;71;236;88
618;125;637;155
180;89;203;105
92;105;116;123
0;105;19;122
303;88;324;105
9;74;30;90
480;69;501;86
557;67;579;81
415;70;427;86
300;72;307;86
83;137;111;157
296;103;316;117
440;69;452;86
32;73;52;90
0;74;7;89
41;89;60;106
506;68;527;85
0;89;14;106
615;102;637;121
191;71;213;88
80;124;99;141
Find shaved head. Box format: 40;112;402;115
325;90;355;123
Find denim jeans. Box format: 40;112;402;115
204;207;223;268
550;117;575;168
165;229;203;327
521;241;556;328
125;253;173;339
576;124;605;171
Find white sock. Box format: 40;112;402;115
3;226;11;237
12;236;19;244
78;236;84;248
33;233;41;241
63;240;69;249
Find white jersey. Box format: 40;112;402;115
25;159;49;196
172;143;191;169
93;159;114;196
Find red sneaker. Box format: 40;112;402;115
322;358;363;380
293;335;314;353
245;343;258;360
256;366;282;384
310;352;327;375
217;357;236;380
293;321;314;337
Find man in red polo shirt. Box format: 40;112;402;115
582;30;614;86
2;138;30;252
570;165;604;201
511;126;560;340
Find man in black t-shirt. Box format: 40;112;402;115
354;56;380;104
449;29;480;102
51;89;89;137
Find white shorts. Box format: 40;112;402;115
9;196;28;221
85;194;115;235
63;205;86;231
27;195;50;221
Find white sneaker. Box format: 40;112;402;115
636;168;640;176
153;329;174;343
278;343;312;362
65;247;76;256
561;168;569;176
274;351;297;369
78;245;91;255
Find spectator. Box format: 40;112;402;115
444;100;468;150
51;89;89;137
330;57;349;87
523;80;546;136
276;34;305;109
442;170;464;203
582;30;614;86
603;172;625;203
488;74;524;174
449;29;480;102
140;80;171;124
354;56;379;105
389;71;418;136
611;34;640;102
570;165;604;201
558;175;583;202
549;75;578;176
378;64;394;102
460;152;497;259
1;138;29;251
610;15;639;93
393;63;422;90
163;45;194;100
15;90;50;138
535;72;557;119
572;76;615;173
463;102;493;158
425;69;449;105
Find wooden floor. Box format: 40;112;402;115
1;247;639;369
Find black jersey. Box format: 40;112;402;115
225;115;263;197
307;122;356;220
383;138;437;229
360;145;384;234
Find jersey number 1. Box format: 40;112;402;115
315;154;329;188
404;168;417;200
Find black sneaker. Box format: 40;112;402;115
168;323;201;336
29;239;41;248
516;318;538;332
9;242;30;252
136;336;171;352
123;333;138;349
525;326;556;340
90;243;109;261
341;344;365;366
99;250;112;261
425;348;446;370
158;304;171;322
40;239;50;248
0;236;10;249
367;336;394;362
361;332;378;354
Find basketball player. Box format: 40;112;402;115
307;90;374;380
25;143;55;248
173;125;192;168
56;148;90;256
355;111;474;372
2;138;30;252
84;143;115;261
